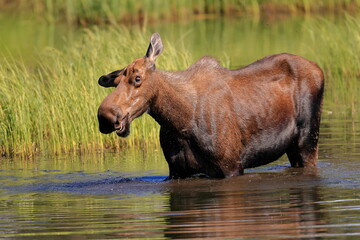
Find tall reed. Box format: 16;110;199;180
303;15;360;119
0;27;190;157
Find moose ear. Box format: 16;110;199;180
98;69;123;88
145;33;163;63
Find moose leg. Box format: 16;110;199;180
159;128;185;179
286;140;304;167
287;85;323;169
217;159;244;178
286;136;318;170
160;128;202;179
286;120;320;169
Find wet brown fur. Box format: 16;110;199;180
97;34;324;179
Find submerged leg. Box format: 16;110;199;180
286;113;321;169
159;128;185;179
160;127;202;179
286;137;318;168
287;79;323;170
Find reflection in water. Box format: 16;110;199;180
0;162;360;239
164;174;328;239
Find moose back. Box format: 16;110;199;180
97;33;324;179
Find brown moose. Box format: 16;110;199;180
97;33;324;179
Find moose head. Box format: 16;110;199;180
97;33;163;137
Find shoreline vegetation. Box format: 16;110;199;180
0;28;182;158
0;1;359;157
1;0;360;25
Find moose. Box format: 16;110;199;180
97;33;324;179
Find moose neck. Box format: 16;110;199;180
148;70;194;133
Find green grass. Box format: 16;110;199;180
0;25;197;157
1;16;360;157
305;15;360;119
1;0;360;25
0;28;159;157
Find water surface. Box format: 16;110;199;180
1;117;359;239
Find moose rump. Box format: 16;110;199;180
97;33;324;179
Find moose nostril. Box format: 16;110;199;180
114;119;120;130
98;113;114;134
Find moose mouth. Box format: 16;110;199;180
115;113;130;137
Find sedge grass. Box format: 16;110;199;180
304;15;360;119
0;28;162;157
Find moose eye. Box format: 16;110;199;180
133;76;142;87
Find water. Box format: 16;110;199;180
1;15;360;239
0;14;80;64
0;119;359;239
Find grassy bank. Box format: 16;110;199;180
1;0;360;25
1;16;360;157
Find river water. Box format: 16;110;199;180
1;121;360;239
1;15;360;239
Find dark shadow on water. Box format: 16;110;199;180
1;167;324;199
1;171;168;196
1;161;358;197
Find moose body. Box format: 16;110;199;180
97;33;324;179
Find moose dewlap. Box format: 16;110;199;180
97;33;324;179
